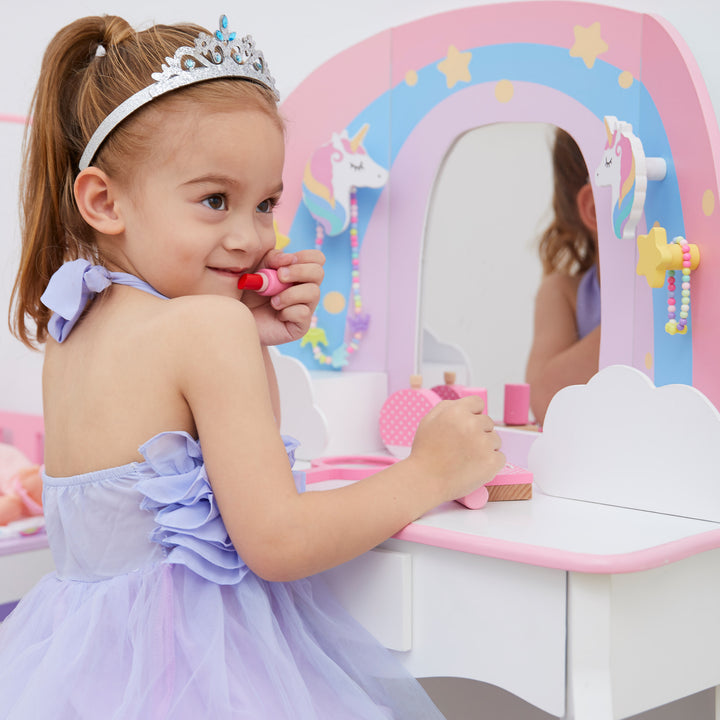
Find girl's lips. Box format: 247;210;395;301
209;267;248;278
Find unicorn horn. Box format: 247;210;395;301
350;124;369;152
604;117;613;144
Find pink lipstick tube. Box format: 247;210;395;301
237;268;291;297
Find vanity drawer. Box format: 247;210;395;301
321;547;412;652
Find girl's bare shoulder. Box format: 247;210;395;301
131;293;261;356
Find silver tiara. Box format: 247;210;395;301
78;15;279;170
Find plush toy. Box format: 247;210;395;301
0;443;43;526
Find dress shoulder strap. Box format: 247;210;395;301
41;259;167;342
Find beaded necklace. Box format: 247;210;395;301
308;187;368;367
665;236;691;335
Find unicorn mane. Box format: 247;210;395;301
302;143;347;235
612;131;637;239
616;132;636;207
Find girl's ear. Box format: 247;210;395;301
74;168;125;236
576;182;597;233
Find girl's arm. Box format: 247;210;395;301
174;297;504;582
525;273;600;426
262;346;281;426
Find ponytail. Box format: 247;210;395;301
9;17;210;346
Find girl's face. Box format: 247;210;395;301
106;104;285;300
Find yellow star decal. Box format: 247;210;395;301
274;220;291;250
437;45;472;89
570;22;608;69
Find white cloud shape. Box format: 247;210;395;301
269;348;328;460
529;364;720;522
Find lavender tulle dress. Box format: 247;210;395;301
0;261;444;719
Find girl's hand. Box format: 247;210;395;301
409;396;506;503
243;249;325;346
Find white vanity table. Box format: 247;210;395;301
308;364;720;720
321;487;720;719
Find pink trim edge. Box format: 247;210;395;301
392;524;720;574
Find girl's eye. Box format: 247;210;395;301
202;194;227;211
256;198;276;214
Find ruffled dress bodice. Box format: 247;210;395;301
0;261;443;719
42;432;302;585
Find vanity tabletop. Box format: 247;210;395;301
311;479;720;574
399;490;720;573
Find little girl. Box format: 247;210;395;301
525;128;600;425
0;14;504;718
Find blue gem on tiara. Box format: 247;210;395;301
78;14;279;171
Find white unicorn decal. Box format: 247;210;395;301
302;125;388;236
300;124;388;368
595;115;666;240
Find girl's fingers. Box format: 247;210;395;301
276;261;324;286
270;284;321;312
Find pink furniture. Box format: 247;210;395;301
0;412;51;612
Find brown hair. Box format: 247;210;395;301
538;128;597;276
10;15;281;347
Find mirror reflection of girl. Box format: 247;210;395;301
0;14;504;717
525;128;600;426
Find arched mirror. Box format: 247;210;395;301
420;122;556;421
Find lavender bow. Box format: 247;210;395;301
41;259;113;342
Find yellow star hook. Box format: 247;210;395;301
636;225;699;288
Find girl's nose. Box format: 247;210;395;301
222;221;262;253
